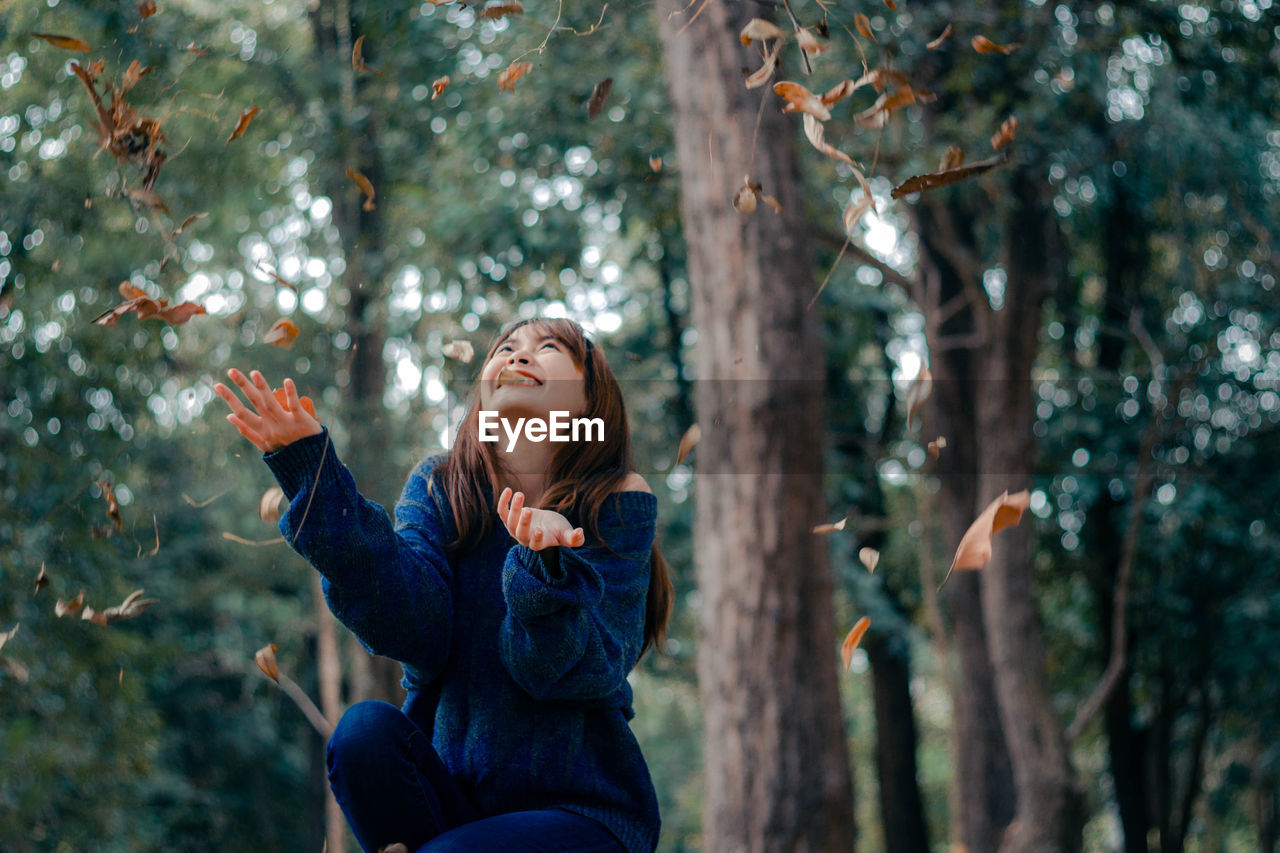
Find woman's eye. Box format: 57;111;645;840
541;342;557;350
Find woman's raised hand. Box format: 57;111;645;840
497;487;585;551
214;369;322;453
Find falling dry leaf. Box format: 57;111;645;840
31;32;92;52
259;486;285;524
854;14;876;42
990;116;1019;151
796;28;826;55
98;480;124;534
479;1;524;20
226;106;259;144
926;24;953;50
802;114;856;166
843;169;876;234
811;517;847;534
927;436;947;458
760;193;782;213
939;146;966;171
675;424;701;465
972;35;1020;55
841;617;871;672
740;18;785;44
56;590;86;617
442;340;474;363
138;1;157;19
81;590;158;626
852;68;911;94
883;0;897;8
745;41;782;89
345;166;376;211
773;81;831;121
859;547;880;573
264;318;300;349
819;79;858;106
431;76;450;99
733;180;760;213
890;153;1009;198
172;212;207;236
587;78;613;118
121;59;152;94
947;490;1032;578
272;387;317;419
255;643;281;683
0;624;18;654
649;155;663;172
854;86;934;130
35;564;50;595
91;281;206;327
352;34;376;74
496;61;532;93
905;361;932;430
184;42;209;56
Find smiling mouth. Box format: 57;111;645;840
496;367;542;388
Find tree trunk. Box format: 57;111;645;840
657;5;856;851
867;636;931;853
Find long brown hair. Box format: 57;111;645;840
432;317;674;661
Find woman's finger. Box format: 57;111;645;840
213;382;253;418
250;370;286;418
497;487;512;524
283;379;314;424
515;507;532;544
227;414;271;452
531;527;544;550
227;369;266;414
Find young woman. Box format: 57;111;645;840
214;317;673;853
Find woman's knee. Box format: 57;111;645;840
327;700;411;777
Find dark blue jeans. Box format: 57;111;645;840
327;700;626;853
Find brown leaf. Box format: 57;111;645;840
972;34;1020;55
675;424;701;465
496;61;532;93
852;68;910;93
92;282;205;327
811;517;847;534
0;624;18;654
843;170;876;235
760;194;782;213
740;18;785;44
904;361;931;430
858;547;880;572
138;1;157;19
154;301;207;325
745;41;781;89
255;643;281;683
819;79;857;106
479;1;524;20
259;486;285;524
854;14;876;42
442;340;474;363
889;153;1008;199
125;187;170;213
648;155;663;172
31;32;92;52
431;76;450;99
927;435;947;458
990;115;1019;151
264;318;300;349
98;480;124;534
939;145;965;171
773;81;831;120
882;0;897;8
96;589;158;624
854;86;933;129
35;563;50;595
184;42;209;56
841;617;871;672
56;590;85;617
586;78;613;118
795;28;826;55
121;59;152;94
345;166;376;211
948;490;1031;573
802;114;855;166
172;212;207;236
226;105;259;144
352;34;376;74
732;181;759;213
926;23;953;50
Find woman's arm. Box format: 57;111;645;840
496;484;656;703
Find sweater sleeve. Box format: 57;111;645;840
263;432;454;675
499;491;657;703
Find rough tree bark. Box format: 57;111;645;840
657;4;857;851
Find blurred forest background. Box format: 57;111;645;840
1;0;1277;851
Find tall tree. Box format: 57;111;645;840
656;5;857;850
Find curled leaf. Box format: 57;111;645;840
939;146;966;171
264;318;300;349
648;155;663;172
91;590;157;623
820;78;858;106
255;643;280;684
740;18;785;44
803;114;855;165
226;106;259;144
773;81;830;121
352;34;376;74
795;28;826;55
947;490;1032;575
858;547;880;573
31;32;92;52
843;168;876;235
852;68;910;93
854;14;876;42
259;486;285;524
733;180;760;213
890;153;1008;199
990;115;1019;151
586;77;613;118
121;59;152;94
841;617;872;672
479;1;524;20
905;361;931;431
35;564;50;595
927;435;947;458
345;166;376;211
56;590;86;617
759;193;782;214
0;624;19;654
972;35;1020;55
98;480;124;534
675;424;701;466
172;212;207;236
442;340;474;363
926;24;953;50
431;76;450;99
496;61;532;93
854;86;933;130
745;41;781;89
138;1;157;19
811;517;847;535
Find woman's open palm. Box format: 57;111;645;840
497;487;585;551
214;368;322;453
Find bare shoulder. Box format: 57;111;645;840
616;471;653;494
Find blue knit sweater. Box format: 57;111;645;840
263;431;661;853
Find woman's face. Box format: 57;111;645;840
478;323;588;421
